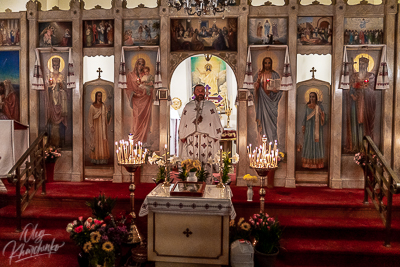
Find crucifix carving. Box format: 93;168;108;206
97;67;103;79
310;67;317;79
183;228;192;237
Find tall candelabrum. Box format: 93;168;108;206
248;135;278;213
217;146;225;189
116;134;148;244
162;144;171;191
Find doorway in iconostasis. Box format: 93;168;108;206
295;54;331;186
83;56;115;180
169;54;238;159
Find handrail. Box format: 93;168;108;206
7;132;49;232
362;136;400;247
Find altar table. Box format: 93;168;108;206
139;184;236;266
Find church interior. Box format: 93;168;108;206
0;0;400;266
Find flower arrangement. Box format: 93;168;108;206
67;213;130;267
85;194;117;220
148;152;168;183
243;174;258;186
249;212;282;254
277;151;286;164
354;152;366;166
181;159;201;173
45;146;61;163
179;159;201;181
229;217;252;243
220;152;232;184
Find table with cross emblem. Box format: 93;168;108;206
139;183;236;266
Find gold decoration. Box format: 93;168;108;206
47;55;65;73
171;97;182;110
354;53;374;73
91;87;107;103
257;51;280;74
130;54;154;74
304;88;323;103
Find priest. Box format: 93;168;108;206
179;84;223;173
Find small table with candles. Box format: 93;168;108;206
139;183;236;267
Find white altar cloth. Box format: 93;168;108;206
139;184;236;219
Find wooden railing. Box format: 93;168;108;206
7;132;49;232
362;136;400;247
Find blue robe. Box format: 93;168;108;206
254;70;282;144
302;104;325;169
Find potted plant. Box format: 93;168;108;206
44;146;61;182
249;212;283;267
67;214;130;267
180;159;201;182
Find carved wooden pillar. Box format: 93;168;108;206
112;0;124;183
71;0;83;182
159;0;169;153
27;0;39;142
382;0;397;164
285;0;298;188
393;3;400;173
236;1;249;182
330;0;346;189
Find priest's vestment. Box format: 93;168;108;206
178;99;223;164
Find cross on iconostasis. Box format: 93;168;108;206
97;67;103;79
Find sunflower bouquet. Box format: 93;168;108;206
229;217;252;243
67;213;130;267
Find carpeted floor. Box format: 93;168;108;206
1;179;400;266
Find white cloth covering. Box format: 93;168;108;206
139;184;236;219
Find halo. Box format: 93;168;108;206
171;97;182;110
257;51;280;75
354;53;374;73
304;88;323;103
91;87;107;103
47;55;65;73
193;55;225;73
130;53;154;74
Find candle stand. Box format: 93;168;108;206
251;167;277;214
119;163;143;244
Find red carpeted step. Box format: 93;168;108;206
279;238;400;267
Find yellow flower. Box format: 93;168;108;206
238;217;244;225
90;231;101;243
83;242;92;253
229;220;235;227
102;241;114;252
243;174;257;182
240;222;251;231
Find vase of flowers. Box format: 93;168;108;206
44;146;61;182
243;174;258;201
249;212;282;267
187;170;197;182
67;213;130;267
180;159;201;182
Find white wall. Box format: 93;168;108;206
297;54;331;84
83;56;114;83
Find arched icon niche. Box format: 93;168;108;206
169;54;238;158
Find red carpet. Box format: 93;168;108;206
1;179;400;266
